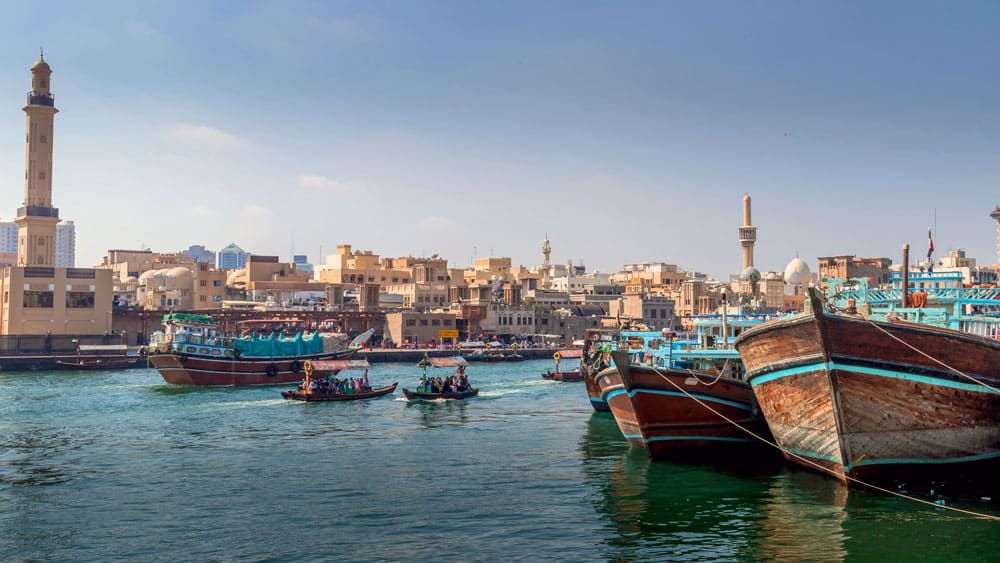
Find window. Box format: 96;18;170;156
199;280;207;287
213;280;221;287
200;295;206;302
66;291;94;308
444;320;453;326
431;320;440;326
40;135;46;143
25;290;54;308
405;319;416;327
419;319;428;326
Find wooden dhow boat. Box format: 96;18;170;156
734;280;1000;484
55;344;144;370
148;313;374;386
598;314;776;462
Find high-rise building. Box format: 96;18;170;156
184;244;215;264
0;221;17;253
293;254;313;274
217;242;247;270
55;220;74;267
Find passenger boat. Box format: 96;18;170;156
402;356;478;401
734;277;1000;484
597;315;775;461
541;348;583;382
281;359;397;401
147;313;373;386
55;345;144;370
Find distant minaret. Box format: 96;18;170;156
16;50;60;267
991;205;1000;265
541;234;551;289
738;194;757;270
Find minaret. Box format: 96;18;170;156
991;205;1000;266
738;194;757;270
541;234;551;289
16;50;60;267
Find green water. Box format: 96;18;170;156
1;361;996;561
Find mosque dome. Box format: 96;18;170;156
137;270;160;284
31;58;50;72
765;272;781;281
739;267;761;283
226;270;247;286
784;257;812;285
167;267;193;279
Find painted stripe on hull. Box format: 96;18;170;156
751;360;1000;394
623;434;757;444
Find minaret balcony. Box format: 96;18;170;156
17;205;59;218
26;92;55;107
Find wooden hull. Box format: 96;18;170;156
149;349;355;386
585;363;613;412
735;299;1000;483
281;383;397;401
541;369;583;382
600;359;772;461
402;388;479;401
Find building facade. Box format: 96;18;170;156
218;243;248;270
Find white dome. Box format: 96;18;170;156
167;266;193;279
784;257;811;285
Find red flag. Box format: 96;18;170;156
927;228;935;260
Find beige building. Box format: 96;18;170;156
384;311;459;346
0;54;113;335
817;255;892;285
316;245;411;286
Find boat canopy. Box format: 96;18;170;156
162;313;216;325
428;356;468;368
234;331;325;357
555;348;583;359
310;359;370;371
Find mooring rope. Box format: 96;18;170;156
644;363;1000;521
858;313;1000;394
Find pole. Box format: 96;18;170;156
901;243;910;309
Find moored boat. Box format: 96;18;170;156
55;344;144;370
402;388;479;401
734;284;1000;484
147;313;373;386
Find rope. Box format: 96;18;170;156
644;363;1000;521
858;313;1000;394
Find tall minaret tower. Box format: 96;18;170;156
541;234;552;289
738;194;757;270
16;51;60;267
991;205;1000;266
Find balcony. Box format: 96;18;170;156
26;92;55;107
17;206;59;218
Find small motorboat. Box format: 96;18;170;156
281;382;398;402
402;387;479;401
540;348;583;381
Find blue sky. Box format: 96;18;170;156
0;1;997;280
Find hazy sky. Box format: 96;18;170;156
0;1;997;280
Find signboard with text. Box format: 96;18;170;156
438;329;459;339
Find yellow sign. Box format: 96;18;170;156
438;329;459;339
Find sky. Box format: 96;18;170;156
0;0;997;280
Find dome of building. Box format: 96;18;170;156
765;272;781;281
137;270;161;284
31;57;50;72
167;266;193;279
739;266;761;282
226;270;246;286
784;257;812;285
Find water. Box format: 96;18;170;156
1;360;996;561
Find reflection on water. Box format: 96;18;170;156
0;429;75;487
754;469;848;562
405;398;470;428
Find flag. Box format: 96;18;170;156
927;228;935;260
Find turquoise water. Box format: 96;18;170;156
1;360;996;561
